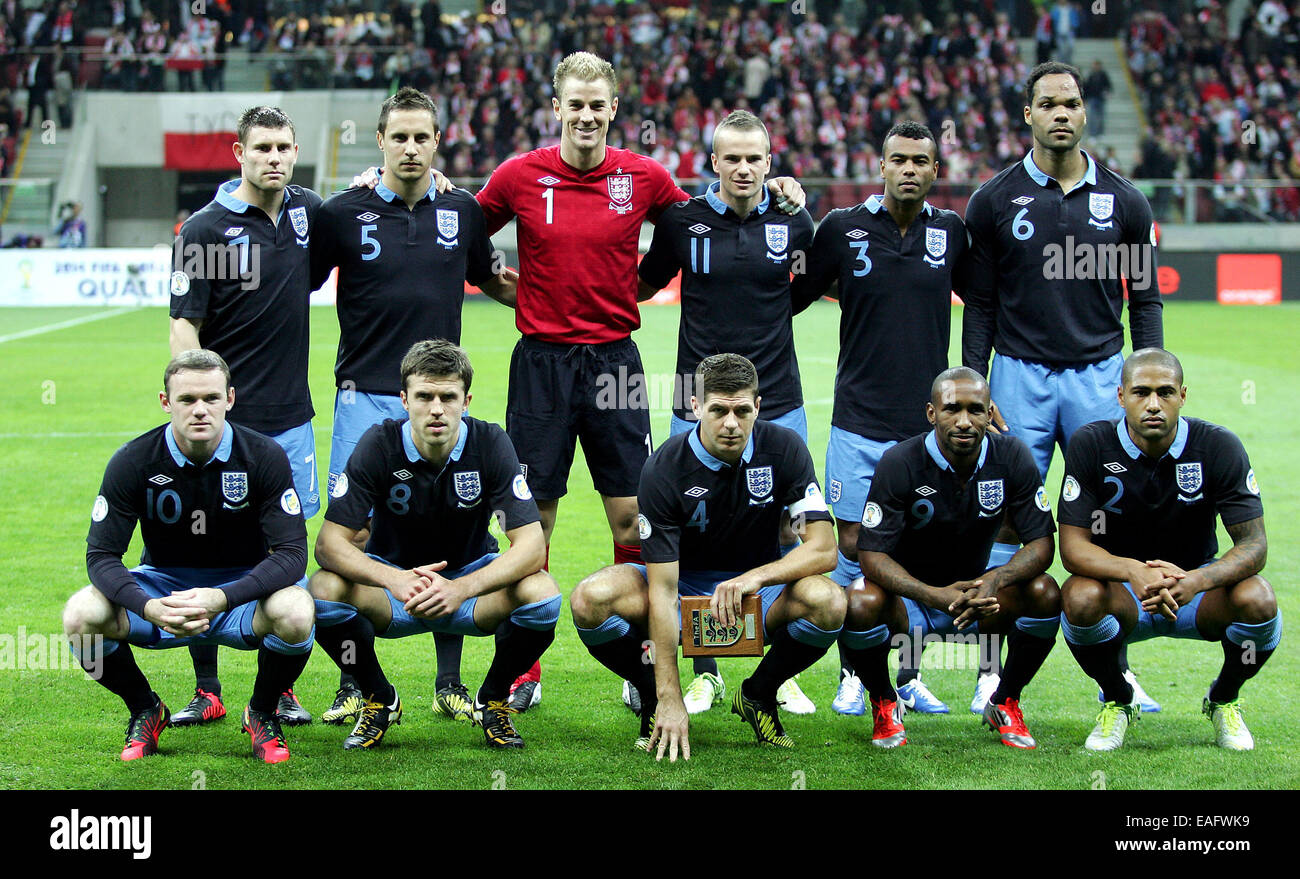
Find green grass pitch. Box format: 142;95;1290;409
0;301;1296;790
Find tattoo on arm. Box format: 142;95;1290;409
1202;517;1268;590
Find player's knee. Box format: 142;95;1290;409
309;569;348;602
846;581;886;629
570;568;618;626
1230;575;1277;623
269;587;315;643
800;576;846;630
1061;575;1107;624
63;585;110;636
1024;573;1061;618
514;570;560;607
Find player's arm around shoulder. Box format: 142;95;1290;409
637;200;688;300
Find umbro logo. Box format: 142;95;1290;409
915;485;936;496
684;486;708;498
148;474;173;486
393;469;413;480
538;176;561;186
688;223;711;235
1012;196;1034;206
845;228;868;240
223;227;243;237
1103;462;1127;474
356;212;380;222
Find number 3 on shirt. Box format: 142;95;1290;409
361;224;382;261
849;240;872;276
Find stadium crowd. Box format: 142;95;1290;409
3;0;1297;201
4;0;1072;190
1128;1;1300;220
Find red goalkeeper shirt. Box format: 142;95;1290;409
476;145;688;344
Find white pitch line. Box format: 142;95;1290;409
0;431;138;439
0;308;139;344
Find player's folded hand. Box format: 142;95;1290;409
988;400;1008;434
351;166;380;189
1131;562;1180;596
432;167;452;194
388;568;435;605
145;595;211;636
768;176;806;213
943;579;983;614
710;575;757;629
1144;559;1188;579
1141;586;1179;621
954;597;999;630
405;573;460;619
649;699;691;763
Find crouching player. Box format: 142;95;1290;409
847;367;1060;749
1059;348;1279;751
309;340;560;750
63;350;315;763
570;354;844;760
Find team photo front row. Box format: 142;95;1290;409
63;342;1279;765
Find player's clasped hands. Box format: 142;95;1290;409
1137;559;1193;621
943;578;997;630
649;698;691;763
406;562;464;619
952;577;1001;630
144;588;227;637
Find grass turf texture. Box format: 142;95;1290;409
0;301;1296;790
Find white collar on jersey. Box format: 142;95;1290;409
688;423;755;470
165;423;233;468
864;193;935;215
402;417;469;464
704;180;771;217
924;429;989;472
1116;416;1190;460
1021;149;1098;194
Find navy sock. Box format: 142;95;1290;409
94;644;155;715
1208;640;1275;703
1066;635;1131;704
844;642;895;703
588;630;657;716
692;656;719;675
189;643;220;695
250;645;311;715
992;628;1055;703
317;614;392;704
434;633;464;690
747;628;826;704
480;623;554;704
